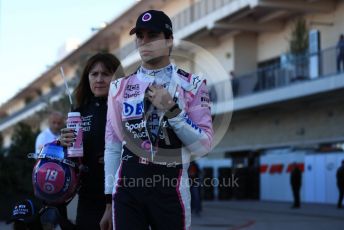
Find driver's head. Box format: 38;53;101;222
130;10;174;64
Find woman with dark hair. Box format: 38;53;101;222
59;53;124;230
74;53;123;107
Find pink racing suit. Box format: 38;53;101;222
104;64;213;230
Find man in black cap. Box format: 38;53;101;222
6;199;43;230
290;162;302;208
101;9;213;230
7;199;76;230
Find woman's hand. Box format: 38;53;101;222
58;128;75;147
100;204;112;230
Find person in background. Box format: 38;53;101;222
59;53;123;230
337;34;344;72
35;111;64;153
188;161;202;216
230;71;239;97
290;162;302;209
336;160;344;209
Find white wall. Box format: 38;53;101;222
304;152;344;204
234;33;257;75
207;35;234;74
306;1;344;50
257;25;291;62
260;149;344;204
260;148;306;202
193;35;234;84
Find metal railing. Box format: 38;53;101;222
172;0;234;32
115;0;235;60
209;46;342;102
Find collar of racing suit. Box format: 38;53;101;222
139;64;173;78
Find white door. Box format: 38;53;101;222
260;149;305;202
304;152;344;204
325;153;338;204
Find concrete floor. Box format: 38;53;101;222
192;201;344;230
2;200;343;230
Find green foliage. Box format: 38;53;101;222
0;122;38;195
0;124;39;220
289;18;309;55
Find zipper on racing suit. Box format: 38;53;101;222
143;91;179;162
141;65;180;162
